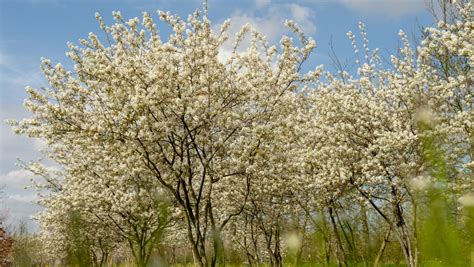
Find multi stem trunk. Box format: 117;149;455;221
359;191;415;267
334;204;356;261
241;220;257;267
272;228;283;267
249;215;261;265
98;252;109;267
352;172;415;267
318;208;332;266
264;231;283;267
392;204;415;267
129;235;149;267
137;136;212;266
390;180;415;267
328;205;347;267
260;217;282;267
182;204;208;267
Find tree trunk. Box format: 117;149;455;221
211;227;225;267
391;186;415;267
273;228;283;267
361;203;371;266
184;214;207;267
329;206;347;267
373;228;390;267
394;222;415;267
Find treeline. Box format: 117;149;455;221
7;0;473;266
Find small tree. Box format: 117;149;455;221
0;219;14;266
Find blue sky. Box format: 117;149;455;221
0;0;433;231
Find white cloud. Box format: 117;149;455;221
0;169;41;231
1;196;41;232
8;193;38;203
0;164;59;193
255;0;271;8
338;0;425;18
0;169;35;190
217;3;316;62
288;4;316;35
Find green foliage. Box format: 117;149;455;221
65;210;94;267
12;222;32;267
417;118;473;266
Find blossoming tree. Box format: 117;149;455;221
8;1;473;266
